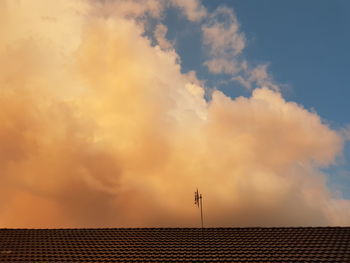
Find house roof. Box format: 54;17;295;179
0;227;349;262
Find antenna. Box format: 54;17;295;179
194;188;204;228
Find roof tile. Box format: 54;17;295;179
0;227;349;262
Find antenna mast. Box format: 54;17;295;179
194;189;204;228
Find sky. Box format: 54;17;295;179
165;0;350;198
0;0;350;228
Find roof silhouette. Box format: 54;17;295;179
0;227;349;262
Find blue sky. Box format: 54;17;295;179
163;0;350;198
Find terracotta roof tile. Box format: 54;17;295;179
0;227;349;262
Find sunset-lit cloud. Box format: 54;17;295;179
0;0;349;228
202;6;245;75
170;0;207;21
234;64;280;91
154;24;173;50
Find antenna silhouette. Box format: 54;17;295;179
194;188;204;228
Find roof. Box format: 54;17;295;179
0;227;349;262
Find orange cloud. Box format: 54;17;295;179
0;0;349;228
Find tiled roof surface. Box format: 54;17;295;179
0;227;350;262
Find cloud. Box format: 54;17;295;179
204;58;241;75
89;0;165;19
0;0;349;228
203;6;245;56
154;24;173;50
88;0;206;22
340;125;350;141
234;64;280;91
170;0;207;21
201;6;280;91
202;6;245;75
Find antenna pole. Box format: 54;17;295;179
200;194;204;228
194;189;204;228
